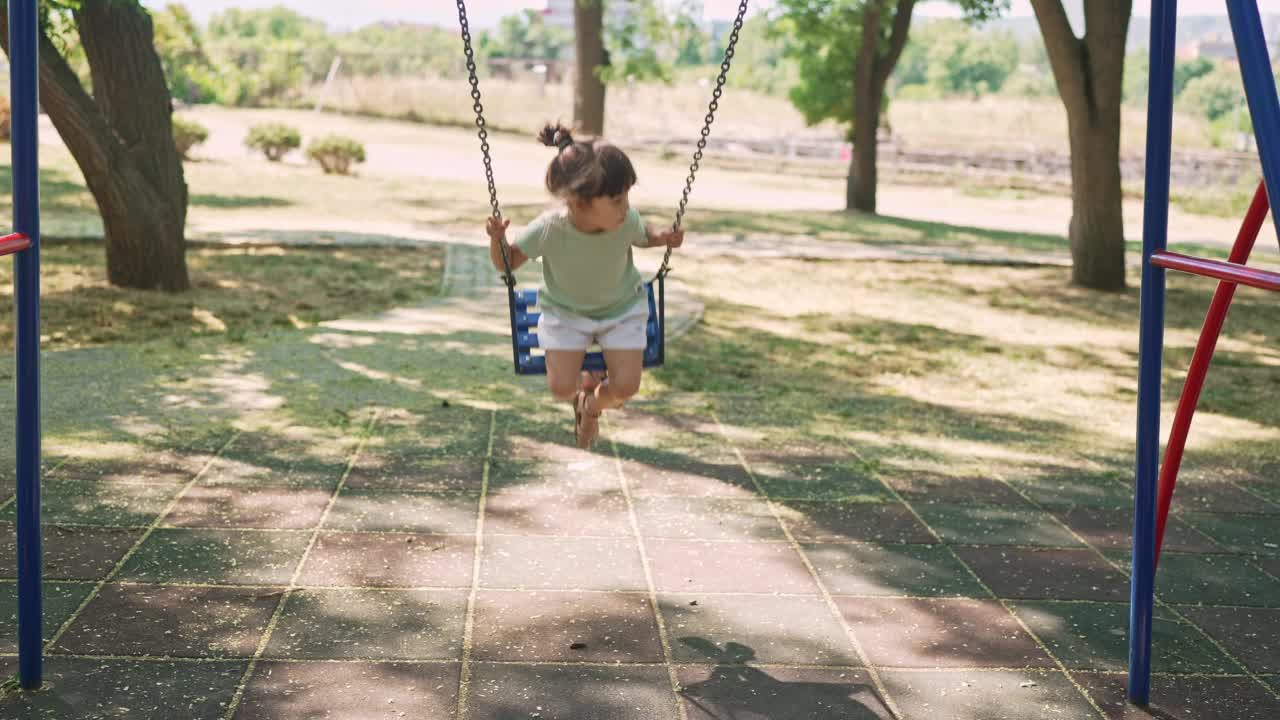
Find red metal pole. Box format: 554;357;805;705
1154;181;1270;565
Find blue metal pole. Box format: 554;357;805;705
10;0;42;690
1131;0;1177;707
1227;0;1280;249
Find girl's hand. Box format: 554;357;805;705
656;228;684;248
486;216;510;243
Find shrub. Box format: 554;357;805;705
306;135;366;175
172;116;209;160
245;123;302;161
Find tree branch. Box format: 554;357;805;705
875;0;916;87
0;7;127;193
1029;0;1087;111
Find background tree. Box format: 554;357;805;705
574;0;606;134
1;0;190;291
152;3;220;104
779;0;1006;213
1031;0;1132;290
489;9;571;60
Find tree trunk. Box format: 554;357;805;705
1066;99;1126;290
0;1;190;291
574;0;606;135
847;0;915;214
1032;0;1131;291
848;4;882;212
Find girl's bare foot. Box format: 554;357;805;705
575;390;601;449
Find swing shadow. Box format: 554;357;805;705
677;638;892;720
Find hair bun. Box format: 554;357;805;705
537;122;574;152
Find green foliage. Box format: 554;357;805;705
338;23;459;77
152;3;225;104
204;6;336;106
926;25;1017;96
726;14;799;96
780;0;1008;132
485;9;571;60
171;116;208;160
1178;64;1245;122
899;20;1018;97
245;123;302;161
306;135;366;175
1174;57;1215;97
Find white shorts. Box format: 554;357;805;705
538;297;649;352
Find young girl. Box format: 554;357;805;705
486;123;684;449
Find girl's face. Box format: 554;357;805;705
570;190;630;232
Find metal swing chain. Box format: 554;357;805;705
457;0;515;288
659;0;750;282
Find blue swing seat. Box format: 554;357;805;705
508;280;665;376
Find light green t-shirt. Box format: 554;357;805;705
514;207;647;320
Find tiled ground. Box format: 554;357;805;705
1;402;1278;719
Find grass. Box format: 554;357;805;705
647;255;1280;484
0;240;444;351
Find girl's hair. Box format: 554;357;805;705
537;122;637;200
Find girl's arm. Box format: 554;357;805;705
486;216;529;273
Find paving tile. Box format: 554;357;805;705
0;523;142;579
466;663;678;719
117;528;310;585
0;479;180;526
344;456;485;493
1012;601;1242;673
1177;605;1280;674
0;582;95;653
1255;556;1280;580
632;497;785;541
1076;671;1280;719
489;457;623;496
484;490;632;536
618;457;758;499
745;459;890;502
951;547;1129;601
50;453;207;485
53;584;279;657
1153;554;1280;607
480;535;646;591
661;594;860;665
0;657;245;719
836;597;1053;668
1179;512;1280;556
914;503;1084;547
471;589;662;663
678;665;894;720
1051;507;1221;553
497;428;602;465
647;539;820;594
1007;474;1133;509
324;490;478;534
298;532;474;588
805;543;986;597
778;501;936;544
236;661;460;720
163;486;332;529
1237;480;1280;509
882;669;1098;720
266;588;466;660
1174;482;1280;514
200;453;346;489
885;473;1032;506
